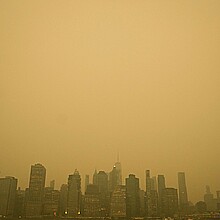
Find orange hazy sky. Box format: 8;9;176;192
1;0;220;203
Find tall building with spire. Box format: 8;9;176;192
25;163;46;217
67;169;81;216
109;159;122;193
114;153;122;185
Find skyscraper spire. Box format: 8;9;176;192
114;153;122;185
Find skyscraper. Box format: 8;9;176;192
157;174;166;215
149;189;158;217
145;170;151;216
0;176;18;217
59;184;68;216
25;163;46;217
93;169;98;185
85;175;89;193
43;187;60;216
178;172;188;213
145;170;158;217
96;171;108;193
14;187;25;218
114;158;122;185
145;170;151;194
109;166;116;192
126;174;140;217
109;158;122;193
162;188;178;217
110;185;126;218
83;184;100;217
151;176;157;191
139;189;146;216
204;185;216;211
67;169;81;216
96;171;109;216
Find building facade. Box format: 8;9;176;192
0;176;18;217
110;185;126;218
25;163;46;217
178;172;188;213
126;174;140;217
59;184;68;216
162;188;178;217
67;169;81;216
83;184;100;217
43;187;60;216
14;188;25;218
157;174;166;215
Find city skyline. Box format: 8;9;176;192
1;0;220;208
1;160;219;205
1;162;220;218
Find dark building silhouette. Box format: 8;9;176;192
96;171;108;193
93;169;98;185
109;166;117;193
178;172;188;213
204;185;216;211
162;188;178;217
109;166;118;193
14;187;25;218
114;159;122;185
126;174;140;217
145;170;151;216
59;184;68;216
67;169;81;216
145;170;151;192
109;159;122;193
96;171;109;216
157;174;166;215
25;163;46;217
0;176;18;217
139;189;146;216
43;187;60;216
145;170;158;217
149;189;159;217
150;176;157;191
83;184;100;217
110;185;126;218
2;163;219;218
85;175;89;193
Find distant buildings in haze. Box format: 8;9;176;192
0;161;220;218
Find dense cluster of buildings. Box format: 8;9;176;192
0;162;220;219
